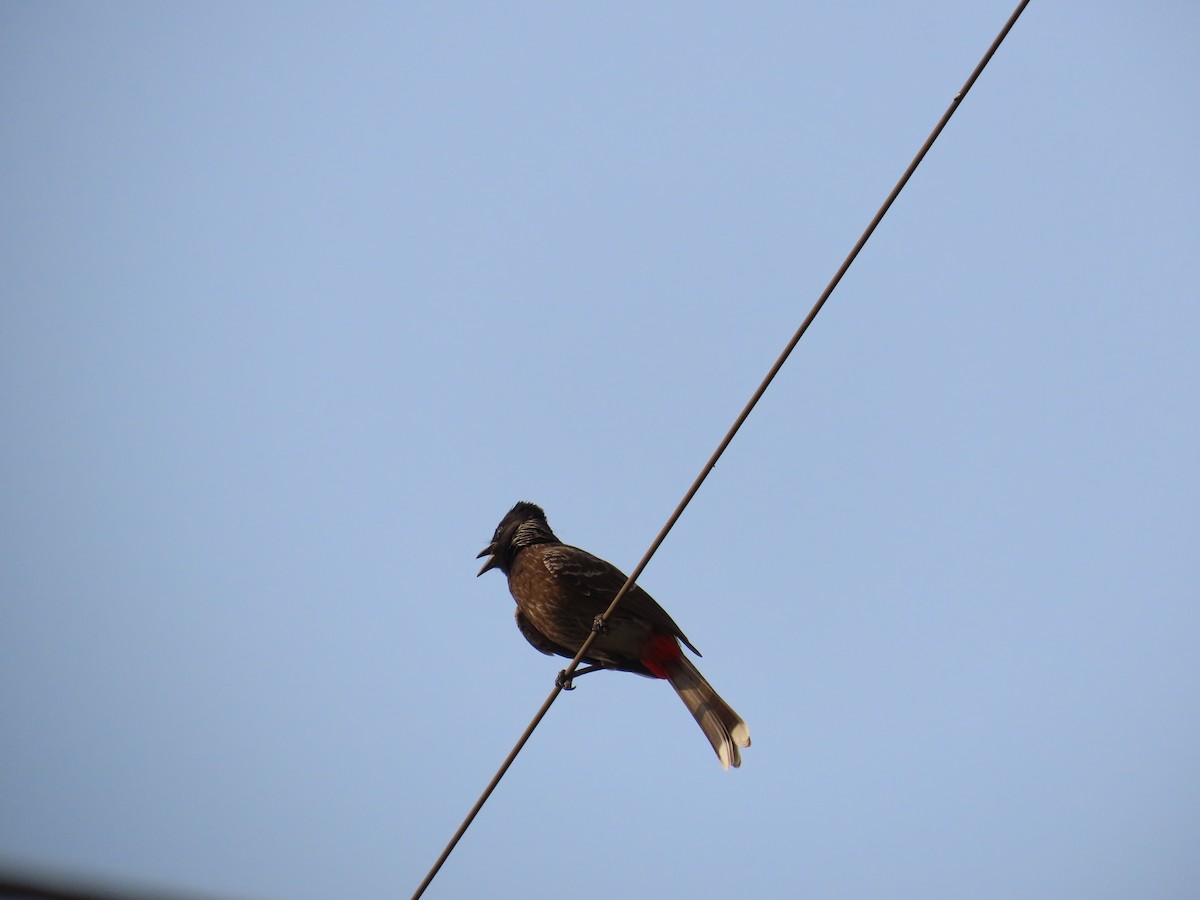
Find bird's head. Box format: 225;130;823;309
476;501;558;576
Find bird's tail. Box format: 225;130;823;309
666;655;751;770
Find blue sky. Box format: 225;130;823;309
2;3;1197;898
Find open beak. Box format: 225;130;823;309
476;543;498;576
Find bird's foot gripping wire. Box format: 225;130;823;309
591;615;610;635
556;664;606;691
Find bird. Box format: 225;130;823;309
477;501;751;770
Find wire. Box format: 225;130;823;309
412;1;1031;896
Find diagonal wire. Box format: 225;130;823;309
412;1;1030;896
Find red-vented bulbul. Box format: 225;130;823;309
477;501;751;770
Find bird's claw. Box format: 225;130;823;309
591;615;609;635
556;664;605;690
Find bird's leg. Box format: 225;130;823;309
556;664;608;691
558;618;613;688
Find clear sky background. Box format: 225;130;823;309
2;3;1197;899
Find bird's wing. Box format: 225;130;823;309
541;544;701;656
